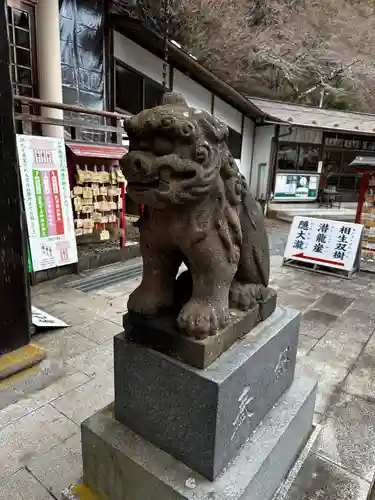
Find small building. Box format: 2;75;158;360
249;98;375;204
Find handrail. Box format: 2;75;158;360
13;95;130;121
14;112;122;134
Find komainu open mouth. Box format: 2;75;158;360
128;179;160;190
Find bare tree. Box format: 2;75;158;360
131;0;375;111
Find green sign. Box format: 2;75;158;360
32;169;48;238
274;174;320;201
274;189;318;199
27;244;33;273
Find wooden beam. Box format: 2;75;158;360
0;0;31;353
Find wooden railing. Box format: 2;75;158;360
13;95;129;144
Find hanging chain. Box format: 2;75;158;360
129;0;171;221
162;0;172;90
130;0;171;90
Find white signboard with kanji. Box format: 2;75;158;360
17;135;78;272
31;306;68;328
284;217;364;273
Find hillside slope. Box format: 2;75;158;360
161;0;375;112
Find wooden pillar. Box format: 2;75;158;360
0;0;31;352
36;0;64;138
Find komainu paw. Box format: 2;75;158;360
128;285;174;317
229;282;269;311
178;300;229;339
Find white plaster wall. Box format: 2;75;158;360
213;96;242;133
114;31;169;86
173;70;212;112
250;125;275;198
239;117;254;183
113;32;257;188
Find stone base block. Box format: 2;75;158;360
124;288;277;369
115;307;299;479
82;372;317;500
124;307;259;370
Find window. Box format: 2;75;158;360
60;0;105;112
227;127;242;160
323;150;342;176
144;79;164;110
341;151;362;173
324;132;375;152
298;145;320;171
277;144;298;170
278;143;321;172
7;3;36;97
322;149;362;201
116;64;143;115
115;61;164;115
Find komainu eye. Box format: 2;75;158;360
153;137;174;156
181;122;194;137
160;117;175;129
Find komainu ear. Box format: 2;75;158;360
199;117;227;144
160;92;188;107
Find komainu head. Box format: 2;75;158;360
121;92;247;209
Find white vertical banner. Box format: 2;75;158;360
17;134;78;272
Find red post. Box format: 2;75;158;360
355;173;369;224
121;183;126;248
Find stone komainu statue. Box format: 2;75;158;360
121;93;272;339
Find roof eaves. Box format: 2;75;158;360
249;97;375;135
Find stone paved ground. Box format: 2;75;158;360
265;218;290;256
1;219;375;499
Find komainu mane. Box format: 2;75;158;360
121;92;273;338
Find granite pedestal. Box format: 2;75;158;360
82;372;317;500
77;306;317;500
115;307;299;479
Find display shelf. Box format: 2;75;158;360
359;176;375;263
71;162;127;245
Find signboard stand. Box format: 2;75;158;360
283;256;357;280
283;217;364;279
31;307;68;330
